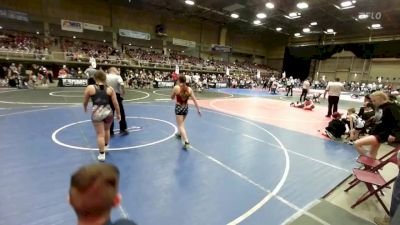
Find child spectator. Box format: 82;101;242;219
346;108;365;144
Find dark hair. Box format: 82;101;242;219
389;94;398;102
178;74;186;84
335;78;340;82
69;163;119;219
332;112;342;119
366;103;374;108
364;94;371;102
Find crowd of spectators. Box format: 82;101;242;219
62;39;126;64
125;47;278;74
0;62;55;88
0;30;281;76
125;48;167;64
0;31;49;59
1;31;399;95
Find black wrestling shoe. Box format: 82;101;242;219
183;142;190;150
120;130;129;136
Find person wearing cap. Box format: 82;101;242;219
324;112;346;140
69;163;137;225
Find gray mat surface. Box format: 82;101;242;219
286;200;375;225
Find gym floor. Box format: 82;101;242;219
0;87;395;225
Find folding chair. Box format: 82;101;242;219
348;146;400;186
344;149;399;214
357;146;400;170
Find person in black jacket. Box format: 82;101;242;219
354;91;400;159
324;112;346;140
358;95;373;118
358;102;375;134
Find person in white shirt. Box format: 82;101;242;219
324;78;345;117
192;73;201;91
286;76;294;96
371;82;377;92
107;67;128;136
202;77;208;89
299;79;310;102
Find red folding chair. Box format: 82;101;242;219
344;149;399;214
348;146;400;186
357;146;400;170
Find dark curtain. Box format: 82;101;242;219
283;40;400;79
282;47;311;80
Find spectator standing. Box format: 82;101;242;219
107;67;128;136
324;78;344;117
286;76;294;96
299;78;310;102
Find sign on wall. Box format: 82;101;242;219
0;8;29;22
119;29;151;40
83;23;103;32
211;44;232;53
172;38;196;48
61;19;83;32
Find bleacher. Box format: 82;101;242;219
0;30;280;77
